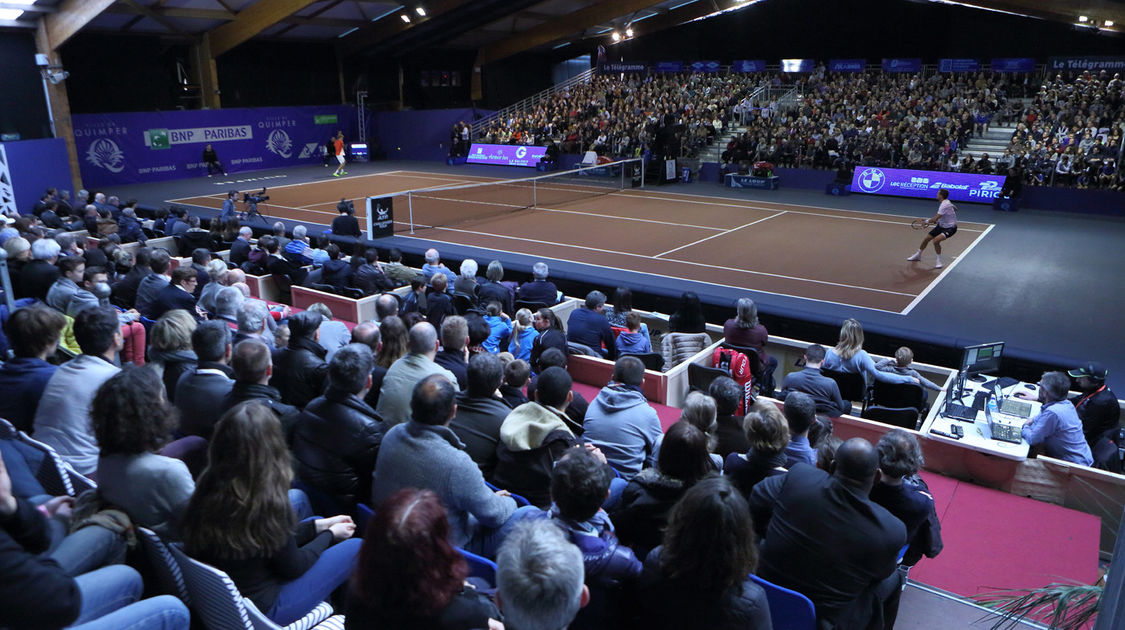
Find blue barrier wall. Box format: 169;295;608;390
373;108;494;162
0;138;73;215
698;162;1124;215
71;105;357;188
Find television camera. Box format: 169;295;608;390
241;187;270;223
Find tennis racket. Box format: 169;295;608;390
911;219;929;230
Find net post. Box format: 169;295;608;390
640;158;646;189
533;179;538;209
365;197;374;237
408;192;415;234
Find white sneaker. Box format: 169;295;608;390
906;252;921;261
934;257;943;269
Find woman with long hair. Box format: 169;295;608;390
347;488;502;630
610;421;713;560
667;291;706;333
507;308;538;362
374;315;408;369
93;366;194;540
722;297;778;395
147;309;197;401
822;318;917;386
180;402;360;626
639;475;771;629
605;286;634;327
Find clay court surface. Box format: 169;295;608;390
169;169;993;314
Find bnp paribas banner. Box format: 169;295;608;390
72;105;357;187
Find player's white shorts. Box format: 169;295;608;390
336;154;346;165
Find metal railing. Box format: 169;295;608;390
471;68;595;139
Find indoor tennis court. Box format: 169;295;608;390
168;165;993;314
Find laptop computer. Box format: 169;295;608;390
992;383;1033;419
983;403;1024;444
942;399;978;422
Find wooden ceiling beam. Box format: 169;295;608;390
336;0;473;56
206;0;321;56
40;0;117;49
476;0;667;66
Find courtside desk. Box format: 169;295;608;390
919;380;1038;462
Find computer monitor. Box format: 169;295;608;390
961;341;1004;377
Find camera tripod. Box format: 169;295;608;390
241;199;270;224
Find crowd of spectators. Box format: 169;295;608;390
2;188;953;629
477;72;762;160
2;167;1119;629
476;66;1124;191
1006;71;1124;189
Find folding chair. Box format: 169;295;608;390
168;544;340;630
356;503;375;533
136;527;191;603
458;548;498;587
452;292;477;315
623;352;664;372
484;480;530;507
514;300;548;313
821;368;870;410
749;574;816;630
13;430;75;497
688;362;729;394
861;405;921;430
871;381;927;414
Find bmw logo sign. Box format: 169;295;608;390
857;168;886;193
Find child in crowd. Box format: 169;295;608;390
875;347;942;391
508;308;538;362
615;312;652;356
548;447;641;628
500;359;531;409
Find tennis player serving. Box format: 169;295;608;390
906;188;957;269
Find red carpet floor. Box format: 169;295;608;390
904;472;1101;598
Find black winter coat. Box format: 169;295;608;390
292;388;386;514
270;336;328;408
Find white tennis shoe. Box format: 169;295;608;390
934;256;943;269
906;251;921;261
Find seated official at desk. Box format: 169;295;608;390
1017;371;1094;467
1067;362;1120;448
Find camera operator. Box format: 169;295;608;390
331;197;361;238
221;190;238;222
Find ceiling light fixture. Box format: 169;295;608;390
625;27;634;37
415;7;426;16
1078;15;1088;22
611;31;621;42
400;13;411;23
1105;20;1115;27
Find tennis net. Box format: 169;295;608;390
379;157;644;234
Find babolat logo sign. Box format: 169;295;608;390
144;126;253;148
851;167;1006;203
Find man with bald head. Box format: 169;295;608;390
375;321;458;425
749;437;906;629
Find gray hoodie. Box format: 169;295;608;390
582;384;663;480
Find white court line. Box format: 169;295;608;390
401;222;915;298
408;193;727;231
900;223;995;315
654;212;787;258
398;231;913;314
607;190;990;232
